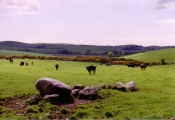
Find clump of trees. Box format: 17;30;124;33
108;52;114;58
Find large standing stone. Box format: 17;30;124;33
35;77;72;97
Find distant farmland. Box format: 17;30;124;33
0;50;51;56
0;41;174;56
123;48;175;62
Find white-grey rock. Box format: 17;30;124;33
125;81;137;92
116;82;126;89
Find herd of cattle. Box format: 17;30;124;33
7;58;148;74
85;62;148;74
126;62;148;71
19;61;34;66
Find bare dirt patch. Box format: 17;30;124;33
1;97;94;119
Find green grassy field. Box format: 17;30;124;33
0;59;175;119
123;48;175;62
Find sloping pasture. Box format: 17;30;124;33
123;48;175;63
0;59;175;119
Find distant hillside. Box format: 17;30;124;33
0;41;174;56
123;48;175;62
0;50;51;56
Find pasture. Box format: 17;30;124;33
0;59;175;119
123;48;175;62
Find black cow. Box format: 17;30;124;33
140;64;147;70
86;65;96;74
20;62;24;66
10;59;13;64
55;64;59;70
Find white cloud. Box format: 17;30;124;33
154;0;175;10
0;0;40;15
156;0;175;5
89;35;175;46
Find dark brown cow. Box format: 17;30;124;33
26;62;28;66
140;64;147;70
86;65;96;74
55;64;59;70
127;63;137;68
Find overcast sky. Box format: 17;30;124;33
0;0;175;46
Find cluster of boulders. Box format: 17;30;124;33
26;77;138;105
107;81;138;92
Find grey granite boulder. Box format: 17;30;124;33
35;77;72;97
78;86;99;100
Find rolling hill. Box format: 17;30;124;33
0;41;174;56
123;48;175;62
0;50;51;56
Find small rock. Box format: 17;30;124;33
170;117;175;120
43;94;59;100
72;89;81;98
72;84;85;90
97;83;106;89
115;82;126;91
26;94;42;105
125;81;138;92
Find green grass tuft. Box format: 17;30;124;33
60;108;70;114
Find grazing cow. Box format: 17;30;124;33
26;62;28;66
55;64;59;70
140;63;147;70
86;65;96;74
127;63;137;68
31;62;34;65
20;62;24;66
10;59;13;64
